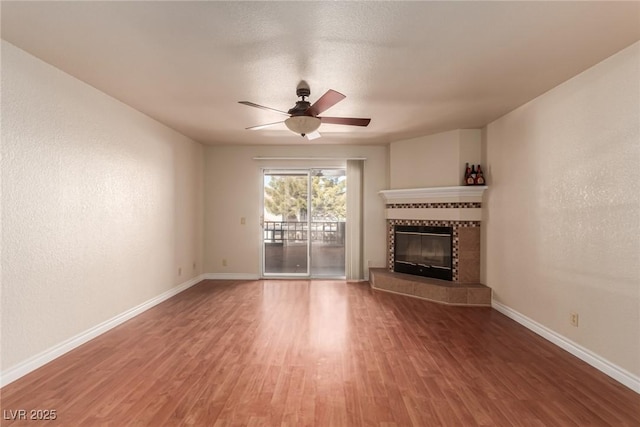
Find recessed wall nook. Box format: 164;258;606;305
370;186;491;306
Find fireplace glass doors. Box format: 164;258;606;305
394;226;453;280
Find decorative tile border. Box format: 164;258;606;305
386;202;482;209
388;219;481;227
387;219;481;282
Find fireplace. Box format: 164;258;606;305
380;186;487;284
374;186;490;304
394;225;452;280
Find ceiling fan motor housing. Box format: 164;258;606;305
288;100;311;116
291;82;312;116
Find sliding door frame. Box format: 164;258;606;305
260;167;347;279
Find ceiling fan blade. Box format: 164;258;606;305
307;90;346;116
319;117;371;127
246;121;284;130
306;131;322;140
238;101;290;116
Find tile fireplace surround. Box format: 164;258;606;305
373;186;491;306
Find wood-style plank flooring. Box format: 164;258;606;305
1;280;639;426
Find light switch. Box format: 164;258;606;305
240;217;246;225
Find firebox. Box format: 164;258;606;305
394;225;453;281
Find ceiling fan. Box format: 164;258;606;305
238;81;371;140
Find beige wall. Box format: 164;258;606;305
1;41;204;371
483;42;640;376
204;145;388;278
389;129;481;188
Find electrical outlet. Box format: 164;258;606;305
240;217;246;225
178;267;182;276
222;259;227;267
570;312;579;327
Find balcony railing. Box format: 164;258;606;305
264;221;345;245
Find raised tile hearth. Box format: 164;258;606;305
369;268;491;306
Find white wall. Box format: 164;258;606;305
389;129;481;188
483;42;640;378
203;145;388;278
1;41;204;373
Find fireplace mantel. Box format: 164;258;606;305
380;186;487;222
379;186;487;203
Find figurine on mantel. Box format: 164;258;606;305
464;163;485;185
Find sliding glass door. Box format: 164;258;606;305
262;169;346;278
263;171;310;276
309;169;346;277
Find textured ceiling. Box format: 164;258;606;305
2;1;639;146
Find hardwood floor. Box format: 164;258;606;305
2;280;639;426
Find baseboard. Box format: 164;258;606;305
203;273;260;280
203;274;365;281
0;274;207;388
492;299;640;394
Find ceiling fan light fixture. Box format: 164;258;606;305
284;116;321;136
